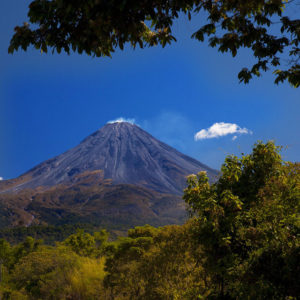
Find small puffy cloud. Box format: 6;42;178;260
232;135;238;141
0;177;3;181
107;117;136;125
194;122;252;141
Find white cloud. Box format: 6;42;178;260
107;117;136;125
232;135;237;141
194;122;252;141
0;177;3;181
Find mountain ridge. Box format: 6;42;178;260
0;122;218;229
1;122;218;195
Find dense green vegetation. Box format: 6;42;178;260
0;224;107;245
0;141;299;299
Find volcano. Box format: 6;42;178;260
1;122;217;194
0;122;218;230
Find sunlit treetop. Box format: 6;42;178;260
9;0;300;87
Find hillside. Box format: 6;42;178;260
0;122;218;229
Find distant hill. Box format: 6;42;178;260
0;122;218;229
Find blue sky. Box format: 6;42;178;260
1;1;299;179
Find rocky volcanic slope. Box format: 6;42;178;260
0;122;218;230
0;122;218;195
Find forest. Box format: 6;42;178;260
0;141;298;299
2;0;299;298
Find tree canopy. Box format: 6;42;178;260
0;141;299;299
9;0;300;87
183;141;300;298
